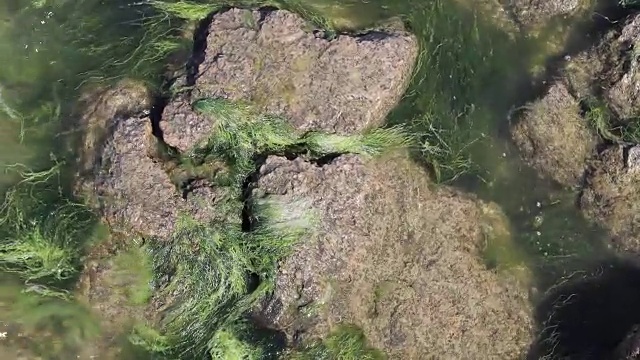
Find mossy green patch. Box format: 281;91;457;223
0;163;95;285
144;195;316;358
111;245;154;306
0;278;101;358
190;97;412;186
208;326;264;360
129;323;172;354
584;97;640;144
150;1;217;21
289;325;385;360
149;0;346;36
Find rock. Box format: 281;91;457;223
160;8;418;152
74;82;226;239
252;152;532;358
563;45;608;100
628;146;640;170
580;146;640;253
73;79;153;178
606;14;640;119
614;324;640;360
505;0;585;30
563;13;640;120
511;82;596;187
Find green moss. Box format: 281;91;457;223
303;126;412;157
191;97;412;185
584;97;640;144
145;196;315;358
150;1;218;21
409;111;480;183
111;245;154;306
129;323;172;354
0;279;101;358
0;164;94;284
209;327;264;360
149;0;339;35
289;325;386;360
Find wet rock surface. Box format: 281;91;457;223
253;153;532;358
74;82;223;239
580;146;640;253
563;13;640;120
606;14;640;120
511;82;596;187
161;8;418;152
504;0;585;30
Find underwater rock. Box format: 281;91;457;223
511;82;596;187
563;13;640;120
252;152;532;358
606;14;640;120
614;324;640;360
74;81;223;239
580;145;640;253
505;0;585;31
160;8;418;152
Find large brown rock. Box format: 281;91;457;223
511;82;596;187
252;153;532;359
580;145;640;253
74;81;226;239
160;8;418;152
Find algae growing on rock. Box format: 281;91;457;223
67;6;426;358
5;0;640;358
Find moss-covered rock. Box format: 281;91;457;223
580;145;640;253
160;8;418;152
253;152;533;358
74;81;230;239
511;82;596;187
606;14;640;120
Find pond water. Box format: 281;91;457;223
0;0;626;358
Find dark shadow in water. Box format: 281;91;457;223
527;258;640;360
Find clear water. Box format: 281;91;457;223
0;0;618;357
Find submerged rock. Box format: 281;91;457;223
511;82;596;187
504;0;586;31
160;8;418;151
253;152;532;358
614;324;640;360
563;13;640;120
606;14;640;120
580;146;640;253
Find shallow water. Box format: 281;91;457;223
0;0;623;358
